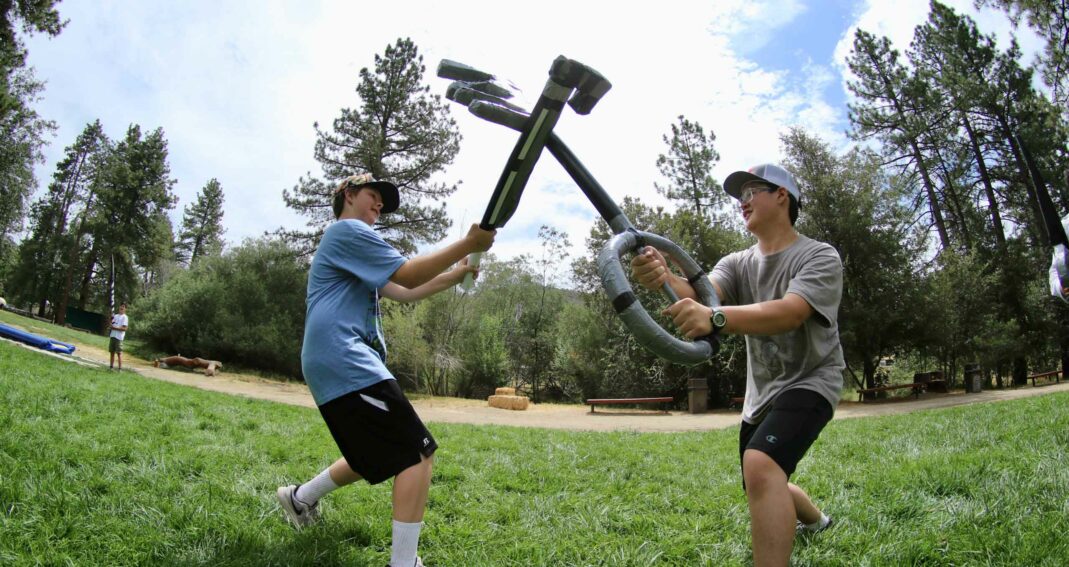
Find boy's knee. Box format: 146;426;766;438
742;449;785;494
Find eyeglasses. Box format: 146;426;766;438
739;184;778;204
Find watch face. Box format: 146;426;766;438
712;310;727;327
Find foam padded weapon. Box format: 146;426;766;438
1015;133;1069;302
438;57;611;290
599;231;720;364
440;58;721;364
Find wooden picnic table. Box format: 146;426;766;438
857;382;924;402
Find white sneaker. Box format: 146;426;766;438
276;484;320;528
796;516;833;536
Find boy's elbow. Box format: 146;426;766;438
780;295;813;331
390;264;420;289
788;314;807;331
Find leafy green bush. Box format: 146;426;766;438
453;312;509;398
135;238;307;378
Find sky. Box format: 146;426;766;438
19;0;1044;274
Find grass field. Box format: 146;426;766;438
0;309;304;382
2;341;1068;566
0;308;147;357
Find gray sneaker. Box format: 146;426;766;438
276;484;320;528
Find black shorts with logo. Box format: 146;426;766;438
318;379;438;485
738;388;833;484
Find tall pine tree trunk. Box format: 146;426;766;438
864;42;952;250
863;356;878;400
910;138;952;250
54;191;96;326
962;114;1007;251
999;116;1047;245
76;244;98;311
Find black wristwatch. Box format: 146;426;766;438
710;308;727;335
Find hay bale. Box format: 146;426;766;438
494;387;516;396
488;394;529;411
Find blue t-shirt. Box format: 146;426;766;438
301;219;406;405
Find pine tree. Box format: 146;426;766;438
53;122;112;325
977;0;1069;112
846;29;952;250
9;120;106;317
909;1;1000;252
654;115;736;267
177;178;225;265
654;115;727;221
281;37;461;255
0;66;54;260
782;127;923;390
0;0;64;75
0;0;64;123
0;0;65;294
90;124;177;313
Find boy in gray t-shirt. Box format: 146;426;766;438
632;163;843;567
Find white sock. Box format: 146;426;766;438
295;468;338;506
804;513;829;531
390;520;422;567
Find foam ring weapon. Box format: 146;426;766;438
439;58;720;364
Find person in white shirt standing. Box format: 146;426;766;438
109;302;129;371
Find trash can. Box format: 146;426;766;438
688;378;708;414
964;364;982;393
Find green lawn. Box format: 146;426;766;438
0;309;303;381
2;341;1068;566
0;308;147;356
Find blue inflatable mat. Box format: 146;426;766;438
0;323;77;354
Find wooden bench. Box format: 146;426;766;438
856;382;924;402
586;397;673;413
1027;370;1062;387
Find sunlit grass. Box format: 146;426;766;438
2;341;1068;565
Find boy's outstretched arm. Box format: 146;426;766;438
664;294;814;338
390;224;495;289
381;258;479;303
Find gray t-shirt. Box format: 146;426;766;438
711;234;845;423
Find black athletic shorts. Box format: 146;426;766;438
738;388;833;485
318;379;437;485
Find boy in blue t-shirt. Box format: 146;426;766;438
277;173;495;567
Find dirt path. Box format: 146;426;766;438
6;330;1069;432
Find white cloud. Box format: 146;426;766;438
713;0;809;51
